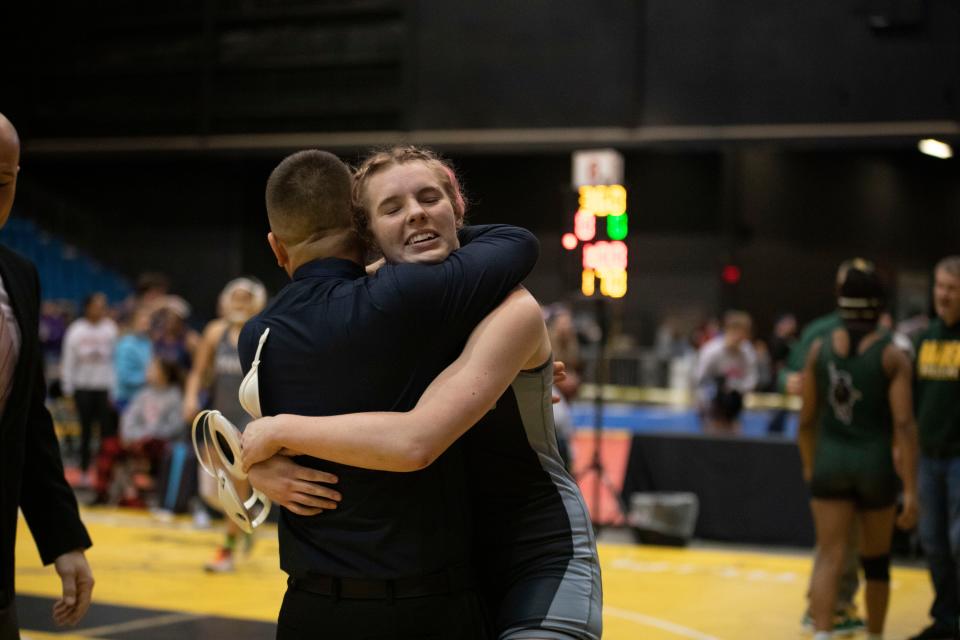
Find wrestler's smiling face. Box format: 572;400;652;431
364;161;462;265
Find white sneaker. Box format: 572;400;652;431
192;508;212;529
204;548;234;573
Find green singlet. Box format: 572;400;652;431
809;332;898;509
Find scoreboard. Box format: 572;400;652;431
562;183;629;299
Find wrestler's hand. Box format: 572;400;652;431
240;416;283;471
550;361;566;404
247;454;341;517
53;550;94;627
897;491;919;530
553;361;567;385
555;367;581;403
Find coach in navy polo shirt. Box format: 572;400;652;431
238;150;538;639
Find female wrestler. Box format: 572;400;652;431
183;277;266;572
241;146;601;640
797;262;919;640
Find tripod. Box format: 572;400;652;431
575;297;628;532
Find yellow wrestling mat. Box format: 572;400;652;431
15;508;931;639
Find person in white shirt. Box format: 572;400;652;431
61;292;118;473
695;310;758;433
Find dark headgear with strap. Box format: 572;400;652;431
837;258;884;322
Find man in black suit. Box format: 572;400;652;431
0;113;94;639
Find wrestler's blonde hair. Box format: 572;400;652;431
218;277;267;318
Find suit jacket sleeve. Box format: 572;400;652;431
19;269;92;565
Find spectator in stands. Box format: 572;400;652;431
39;300;70;370
151;295;199;372
691;316;721;350
770;313;798;376
695;310;758;433
754;338;773;391
183;277;266;572
117;271;169;326
61;291;118;476
655;317;693;388
113;306;153;413
136;271;170;308
113;358;186;507
544;302;581;467
121;357;185;449
545;303;582;372
767;313;798;434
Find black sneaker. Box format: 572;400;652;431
909;622;960;640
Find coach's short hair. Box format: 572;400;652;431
936;255;960;279
265;150;353;245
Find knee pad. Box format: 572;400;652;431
860;554;890;582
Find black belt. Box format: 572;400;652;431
288;564;475;601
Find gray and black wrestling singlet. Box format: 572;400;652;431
465;359;602;640
212;326;250;430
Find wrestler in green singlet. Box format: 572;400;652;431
810;333;897;509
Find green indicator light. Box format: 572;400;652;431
607;213;628;241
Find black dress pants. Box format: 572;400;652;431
277;586;490;640
0;599;19;640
